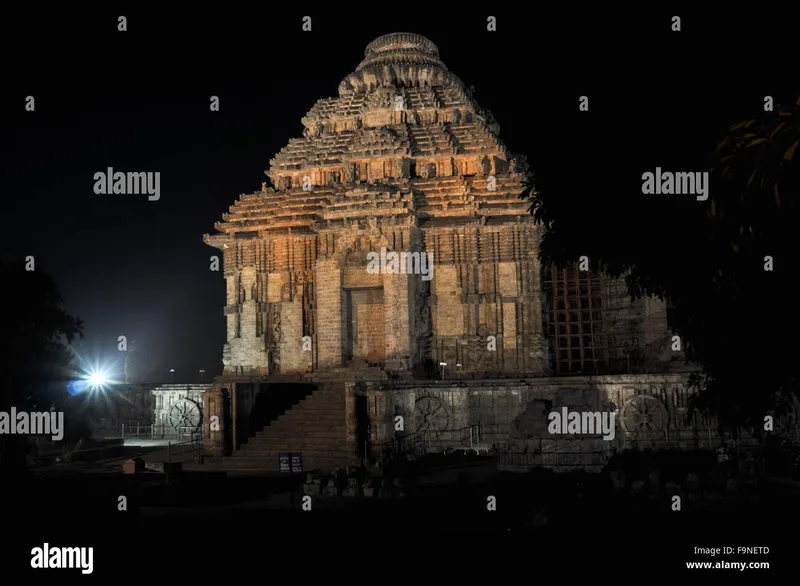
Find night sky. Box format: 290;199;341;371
4;9;793;383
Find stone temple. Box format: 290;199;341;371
201;33;700;471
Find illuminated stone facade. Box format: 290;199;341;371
201;33;694;471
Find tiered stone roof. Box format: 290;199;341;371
205;32;532;248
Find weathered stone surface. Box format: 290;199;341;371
198;33;753;472
204;32;553;378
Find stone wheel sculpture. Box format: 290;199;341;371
620;395;668;436
168;399;202;432
414;396;450;439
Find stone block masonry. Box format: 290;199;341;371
199;32;690;470
204;33;567;379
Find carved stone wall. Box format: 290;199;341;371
87;384;209;433
425;223;547;376
204;32;675;380
358;374;712;451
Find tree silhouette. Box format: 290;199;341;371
525;96;800;435
0;262;84;474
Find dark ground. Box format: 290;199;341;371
3;460;796;578
8;457;800;529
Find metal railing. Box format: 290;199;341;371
159;430;205;462
121;423;200;441
367;423;506;462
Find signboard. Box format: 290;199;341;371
279;452;303;473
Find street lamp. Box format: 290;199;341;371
199;369;205;383
169;368;175;383
439;362;447;380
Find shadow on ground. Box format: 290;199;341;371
5;455;800;531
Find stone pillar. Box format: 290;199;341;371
231;383;237;450
228;267;268;371
315;260;343;368
225;275;239;340
278;300;312;372
384;272;412;370
203;386;224;455
345;382;358;457
528;227;548;375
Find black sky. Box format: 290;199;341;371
3;9;795;383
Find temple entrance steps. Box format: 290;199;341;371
232;382;359;472
303;365;388;382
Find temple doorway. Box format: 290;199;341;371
343;287;386;364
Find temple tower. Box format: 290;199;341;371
204;33;550;379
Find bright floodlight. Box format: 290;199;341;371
87;370;108;389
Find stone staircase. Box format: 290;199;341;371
304;364;388;382
232;382;359;472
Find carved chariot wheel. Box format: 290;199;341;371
414;396;450;438
620;395;668;436
168;399;202;432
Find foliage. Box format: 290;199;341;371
0;262;84;471
524;96;800;434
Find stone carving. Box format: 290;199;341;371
475;156;488;176
292;270;313;297
414;393;451;438
276;176;290;191
267;305;281;373
362;128;396;147
414;292;432;366
367;87;398;110
271;311;281;341
419;162;436;179
509;399;552;441
367;163;377;183
334;230;379;266
466;324;496;371
620;395;668;436
392;158;404;178
380;64;396;87
343;163;355;183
